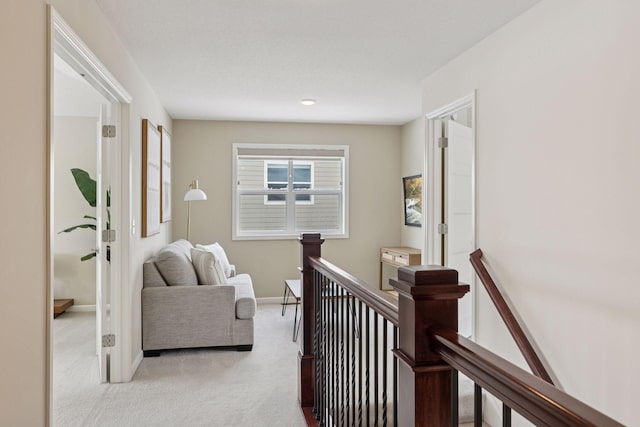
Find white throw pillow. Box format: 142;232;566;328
190;248;226;285
196;243;232;278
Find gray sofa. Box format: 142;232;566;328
142;240;256;356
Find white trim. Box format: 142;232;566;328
256;297;285;305
131;350;144;379
67;305;97;312
48;6;133;401
426;93;475;119
425;90;477;339
51;9;131;104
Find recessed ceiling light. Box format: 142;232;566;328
300;99;316;106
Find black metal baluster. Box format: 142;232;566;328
382;319;388;427
313;273;318;417
331;281;337;426
374;312;379;426
316;276;327;427
345;291;351;427
351;298;356;427
503;404;512;427
451;369;459;427
365;306;370;427
393;326;398;427
474;384;483;427
358;301;363;427
339;286;345;427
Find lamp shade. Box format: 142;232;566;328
184;188;207;201
184;179;207;201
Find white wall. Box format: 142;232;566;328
49;0;174;382
172;120;402;298
0;0;172;423
54;116;98;306
419;0;640;424
400;117;426;256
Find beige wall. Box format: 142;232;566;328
400;117;426;256
419;0;640;424
0;1;48;424
54;116;98;306
173;120;402;298
0;0;171;424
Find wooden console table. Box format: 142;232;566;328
379;247;421;290
53;298;74;318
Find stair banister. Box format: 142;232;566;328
470;249;554;384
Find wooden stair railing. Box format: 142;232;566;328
470;249;554;384
299;234;624;426
430;326;623;426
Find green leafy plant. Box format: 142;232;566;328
58;168;110;261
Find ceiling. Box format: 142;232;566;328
95;0;540;125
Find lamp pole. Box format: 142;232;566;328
184;179;207;242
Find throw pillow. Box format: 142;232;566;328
155;243;198;286
190;248;226;285
196;242;232;278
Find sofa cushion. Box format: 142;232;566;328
196;243;232;278
143;261;167;287
228;274;256;319
155;241;197;286
190;248;226;286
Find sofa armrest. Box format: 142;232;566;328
142;285;236;350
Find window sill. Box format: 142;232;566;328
232;232;349;241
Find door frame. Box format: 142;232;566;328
424;91;477;335
46;4;132;418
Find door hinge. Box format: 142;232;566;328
102;125;116;138
102;229;116;243
437;223;448;234
438;137;448;149
102;334;116;348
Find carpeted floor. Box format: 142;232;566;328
53;303;306;427
53;303;484;426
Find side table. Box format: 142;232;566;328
281;279;301;342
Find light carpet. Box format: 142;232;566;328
54;304;306;427
53;304;484;426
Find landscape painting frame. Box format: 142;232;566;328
403;174;422;227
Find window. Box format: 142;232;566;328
265;161;313;204
233;144;349;239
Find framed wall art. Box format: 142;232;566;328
159;125;172;223
142;118;161;237
403;174;422;227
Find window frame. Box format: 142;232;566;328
232;143;349;240
263;160;314;205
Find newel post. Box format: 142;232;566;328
390;265;470;426
298;233;324;407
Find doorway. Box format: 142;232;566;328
52;50;114;386
426;93;476;338
48;5;132;409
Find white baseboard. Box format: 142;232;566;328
66;303;113;313
256;297;283;305
67;304;96;312
131;350;143;377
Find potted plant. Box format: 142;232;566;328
58;168;110;261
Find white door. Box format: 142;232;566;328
446;119;474;338
95;104;112;382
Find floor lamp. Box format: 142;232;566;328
184;179;207;241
